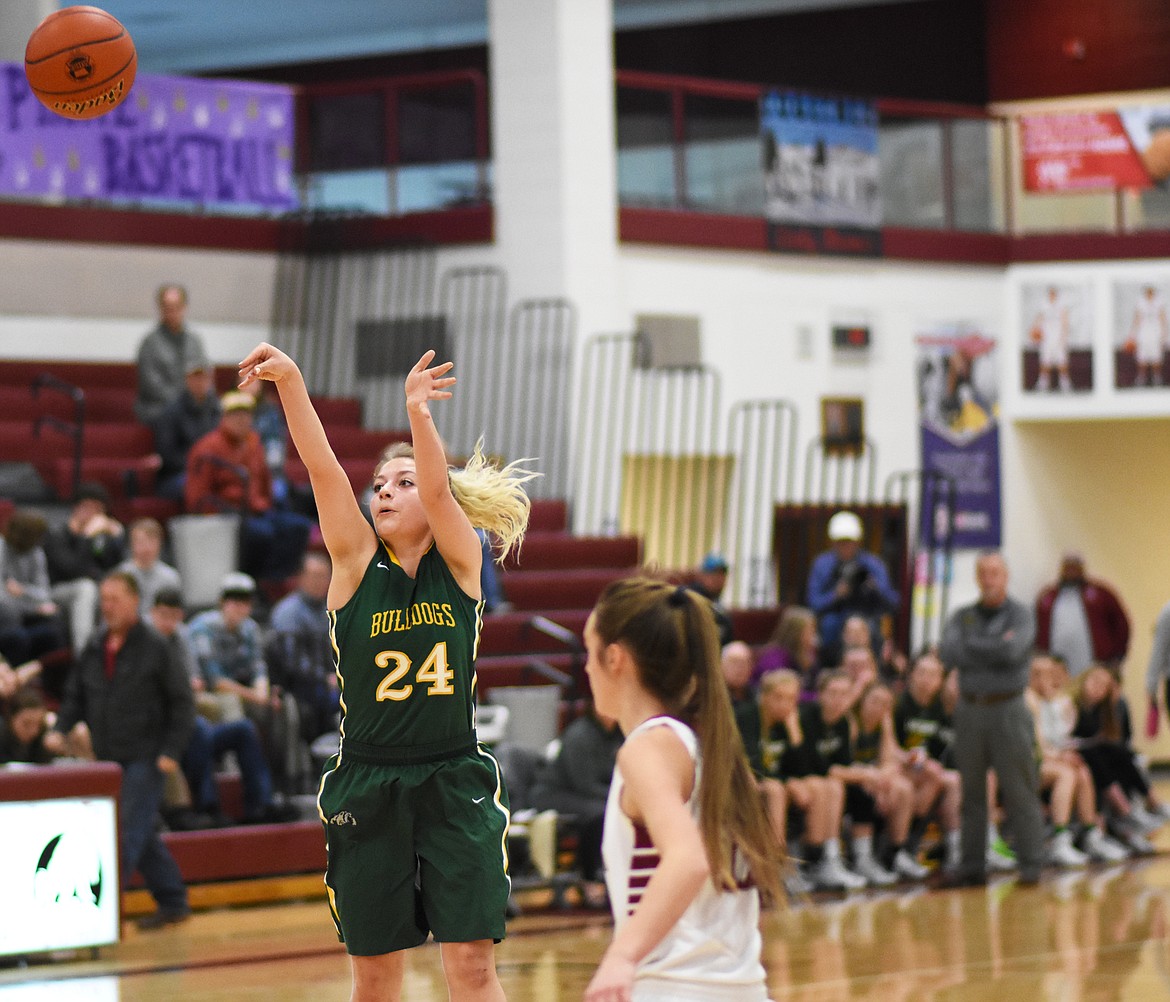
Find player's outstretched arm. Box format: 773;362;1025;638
404;350;482;596
239;343;376;592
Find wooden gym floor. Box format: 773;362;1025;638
3;819;1170;999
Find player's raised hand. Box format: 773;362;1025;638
239;342;299;388
405;349;456;419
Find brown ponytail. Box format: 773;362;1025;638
592;577;782;905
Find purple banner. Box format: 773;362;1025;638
0;62;297;211
916;329;1002;549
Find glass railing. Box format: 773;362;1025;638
298;70;490;216
7;60;1168;242
616;71;1012;233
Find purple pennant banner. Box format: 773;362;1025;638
0;62;298;211
915;328;1002;549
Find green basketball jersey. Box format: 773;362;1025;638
328;541;484;751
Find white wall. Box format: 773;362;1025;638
0;240;275;364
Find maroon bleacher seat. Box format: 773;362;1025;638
731;606;784;645
126;821;326;887
504;531;640;572
500;567;633;611
527;498;568;532
310;396;363;425
477;608;589;657
475;653;578;698
0;361;138;390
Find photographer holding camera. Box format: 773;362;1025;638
806;511;899;668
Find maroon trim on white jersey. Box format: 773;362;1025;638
627;822;661;915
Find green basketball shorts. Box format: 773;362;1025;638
317;744;511;956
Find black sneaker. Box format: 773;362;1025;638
933;869;987;889
136;906;192;930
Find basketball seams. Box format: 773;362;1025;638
29;54;136;96
25;31;128;67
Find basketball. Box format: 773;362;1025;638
24;6;137;121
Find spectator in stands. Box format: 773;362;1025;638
842;613;908;690
149;588;292;827
266;550;339;743
185;391;313;582
154;361;221;501
0;686;56;764
1026;655;1129;864
719;640;756;710
116;517;183;615
0;656;43;705
0;508;68;665
754;604;820;700
134;283;210;429
840;643;880;709
43;571;194;929
188;572;306;795
892;651;962;872
806;511;899;668
44;482;126;653
1074;664;1169;854
845;680;929;883
894;650;955;771
939;550;1046;886
736;668;863;891
683;552;734;646
1035;552;1130;678
529;701;622;904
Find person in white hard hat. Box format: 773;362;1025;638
806;511;899;668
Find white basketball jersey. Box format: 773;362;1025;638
601;715;770;1001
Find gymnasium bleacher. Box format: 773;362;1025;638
0;356;783;914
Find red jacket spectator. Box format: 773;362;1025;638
1035;553;1130;674
184;392;272;515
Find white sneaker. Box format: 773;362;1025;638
1082;827;1130;863
784;867;814;898
893;848;931;881
1145;801;1170;822
1123;829;1157;856
1048;830;1089;868
1128;805;1165;833
853;855;897;887
811;857;867;891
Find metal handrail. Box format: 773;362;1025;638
32;374;86;498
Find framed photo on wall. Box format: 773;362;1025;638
1020;281;1093;393
821;396;864;453
1113;279;1170;388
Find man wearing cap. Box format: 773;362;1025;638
185;392;312;581
154;360;222;500
1034;552;1130;678
188;572;306;796
806;511;899;668
685;552;734;645
134;284;210;428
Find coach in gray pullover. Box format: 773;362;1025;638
939;551;1045;885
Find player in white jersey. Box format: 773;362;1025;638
1127;285;1169;386
1030;285;1071;392
583;578;781;1002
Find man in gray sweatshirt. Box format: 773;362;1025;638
940;550;1045;885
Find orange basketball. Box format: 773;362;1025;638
24;6;136;121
